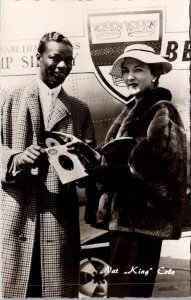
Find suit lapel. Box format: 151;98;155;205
26;79;42;137
14;79;42;150
48;88;71;130
18;83;72;136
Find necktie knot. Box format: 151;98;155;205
48;91;54;97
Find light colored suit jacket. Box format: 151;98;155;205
1;78;95;297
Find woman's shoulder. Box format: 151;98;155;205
147;87;179;116
152;99;182;119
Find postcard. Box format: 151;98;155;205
1;0;190;298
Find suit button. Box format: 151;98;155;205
18;233;27;241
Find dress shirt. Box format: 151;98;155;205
37;77;62;130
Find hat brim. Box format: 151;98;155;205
110;50;172;78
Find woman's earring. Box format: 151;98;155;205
151;78;156;83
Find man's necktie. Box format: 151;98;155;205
45;92;57;130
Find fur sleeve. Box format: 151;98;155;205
128;102;187;204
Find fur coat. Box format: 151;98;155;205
85;88;187;239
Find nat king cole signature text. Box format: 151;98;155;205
104;266;175;276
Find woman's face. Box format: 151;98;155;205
122;57;155;98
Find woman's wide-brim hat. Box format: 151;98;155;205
110;44;172;78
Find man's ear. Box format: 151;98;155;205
36;52;41;67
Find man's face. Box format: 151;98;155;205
37;41;73;88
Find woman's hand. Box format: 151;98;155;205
52;132;101;165
16;145;45;169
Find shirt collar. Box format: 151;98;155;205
36;76;62;99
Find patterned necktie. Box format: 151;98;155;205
45;92;57;130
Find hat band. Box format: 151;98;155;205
124;48;155;54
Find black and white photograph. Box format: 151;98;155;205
1;0;190;298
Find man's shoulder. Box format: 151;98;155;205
2;76;37;93
2;77;36;95
1;77;38;104
61;89;90;110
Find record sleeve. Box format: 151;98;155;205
45;145;88;185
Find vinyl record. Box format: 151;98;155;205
45;137;62;148
38;131;66;148
101;137;137;165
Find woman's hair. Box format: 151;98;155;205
148;64;161;87
37;32;73;55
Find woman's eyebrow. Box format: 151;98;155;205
134;64;144;68
122;64;144;69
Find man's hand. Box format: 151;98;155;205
52;132;101;165
16;145;45;169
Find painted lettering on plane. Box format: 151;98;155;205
1;40;190;70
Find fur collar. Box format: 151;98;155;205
125;87;171;120
105;88;172;141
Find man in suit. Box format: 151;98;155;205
1;32;96;298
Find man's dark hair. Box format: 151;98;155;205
38;32;73;54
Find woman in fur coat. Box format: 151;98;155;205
56;44;187;297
